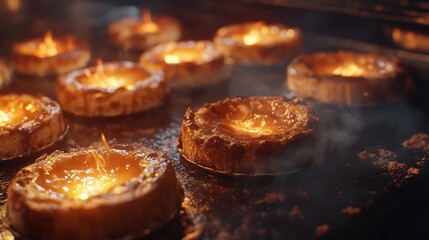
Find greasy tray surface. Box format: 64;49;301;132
1;2;429;239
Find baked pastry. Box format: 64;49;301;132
0;60;12;89
57;61;168;117
287;51;413;107
214;22;302;65
7;147;184;240
109;12;181;50
140;40;228;88
0;94;67;160
12;33;90;76
178;96;324;175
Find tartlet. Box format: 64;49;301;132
7;147;184;240
0;94;67;161
12;34;90;77
140;40;228;88
57;61;168;117
214;22;302;65
178;96;323;175
109;15;181;50
286;51;413;107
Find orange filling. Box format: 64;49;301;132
16;32;77;58
0;96;40;127
36;150;144;200
162;42;213;64
240;23;296;46
77;60;150;90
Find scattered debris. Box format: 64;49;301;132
288;205;304;219
402;133;429;152
315;224;330;237
254;192;286;205
407;167;420;175
342;206;362;216
358;148;406;172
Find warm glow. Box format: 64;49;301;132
6;0;21;12
137;9;159;33
163;48;205;64
332;64;364;77
0;99;38;127
82;59;134;90
228;118;274;137
36;134;143;200
36;32;59;58
243;29;262;45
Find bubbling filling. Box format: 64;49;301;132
16;32;78;58
35;150;144;200
0;96;41;128
161;42;217;64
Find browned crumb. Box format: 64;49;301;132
407;167;420;175
368;190;377;195
315;224;330;237
342;206;362;216
254;192;286;205
403;133;429;152
288;205;304;219
358;149;407;173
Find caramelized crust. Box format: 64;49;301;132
0;60;11;89
57;62;168;117
178;96;324;175
12;36;90;77
109;16;181;50
287;51;413;107
7;148;184;240
214;22;302;65
140;41;228;88
0;94;67;161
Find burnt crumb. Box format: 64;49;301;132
403;133;429;152
368;190;377;195
407;167;420;175
315;224;329;237
288;205;303;219
294;189;309;199
342;205;361;216
254;192;286;205
358;148;406;172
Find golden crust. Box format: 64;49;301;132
214;22;302;65
6;148;184;240
108;16;181;50
0;94;67;161
12;36;90;77
178;96;323;175
140;41;228;88
286;51;413;107
57;61;168;117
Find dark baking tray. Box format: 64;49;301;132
1;1;429;239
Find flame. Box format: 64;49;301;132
243;29;262;46
332;64;364;77
37;32;58;58
137;9;158;33
0;110;10;127
83;59;133;89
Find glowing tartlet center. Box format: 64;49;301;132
332;64;364;77
82;60;145;90
228;117;274;137
18;32;77;58
163;48;206;64
243;25;296;45
137;9;159;33
37;135;143;200
0;99;38;127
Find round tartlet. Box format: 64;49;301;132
214;22;302;65
286;51;413;107
6;147;184;240
178;96;323;175
140;40;228;88
12;35;90;77
109;15;181;50
0;60;12;89
0;94;67;161
57;61;168;117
